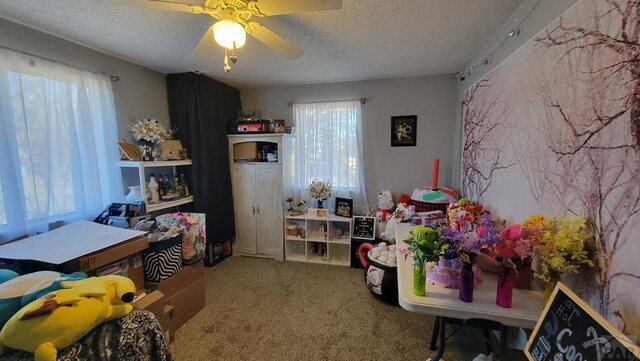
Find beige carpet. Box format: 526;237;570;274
170;256;497;361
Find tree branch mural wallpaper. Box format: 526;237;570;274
462;0;640;335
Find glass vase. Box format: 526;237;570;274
459;262;474;302
544;274;560;304
514;258;532;289
496;266;514;308
317;199;324;209
413;265;427;296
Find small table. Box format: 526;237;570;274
395;224;544;360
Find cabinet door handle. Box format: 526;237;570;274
252;205;255;215
257;205;260;214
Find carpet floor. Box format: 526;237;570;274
170;256;496;361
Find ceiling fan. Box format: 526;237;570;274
107;0;343;72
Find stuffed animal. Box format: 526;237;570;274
376;191;394;222
0;275;135;361
0;271;86;328
380;203;409;242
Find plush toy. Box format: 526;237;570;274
376;191;394;222
380;203;409;242
0;275;136;361
0;271;86;328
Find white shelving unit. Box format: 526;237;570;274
118;159;194;212
284;213;352;266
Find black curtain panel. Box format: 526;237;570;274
166;72;239;242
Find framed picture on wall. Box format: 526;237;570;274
391;115;417;147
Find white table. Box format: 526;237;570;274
395;224;544;360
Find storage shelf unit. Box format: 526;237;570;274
118;159;193;212
284;213;352;266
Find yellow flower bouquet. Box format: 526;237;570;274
533;216;595;301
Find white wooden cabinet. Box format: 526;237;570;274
228;134;294;260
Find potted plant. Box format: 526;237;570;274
404;226;448;296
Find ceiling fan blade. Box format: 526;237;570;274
247;22;303;60
104;0;203;13
191;26;217;58
249;0;342;16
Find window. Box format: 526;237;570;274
0;49;122;242
293;100;368;212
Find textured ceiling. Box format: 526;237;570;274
0;0;521;89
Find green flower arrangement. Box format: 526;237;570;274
404;226;449;268
404;226;449;296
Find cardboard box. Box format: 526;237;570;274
61;235;148;273
233;142;258;161
164;276;205;331
157;304;176;343
145;261;204;299
129;215;151;228
94;252;145;290
133;290;165;318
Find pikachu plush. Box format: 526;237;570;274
0;275;136;361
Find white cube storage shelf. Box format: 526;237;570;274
284;213;352;266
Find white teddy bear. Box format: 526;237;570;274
376;191;394;222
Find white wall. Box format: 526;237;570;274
453;0;579;187
0;17;169;141
241;75;458;205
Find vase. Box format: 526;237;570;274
125;186;142;202
514;258;533;289
137;140;154;161
459;262;474;302
152;145;163;161
317;199;324;209
544;274;560;304
413;264;427;296
496;266;514;308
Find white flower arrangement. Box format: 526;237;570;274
130;118;172;144
307;178;334;201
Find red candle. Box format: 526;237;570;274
432;159;440;189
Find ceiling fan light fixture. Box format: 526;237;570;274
213;20;246;49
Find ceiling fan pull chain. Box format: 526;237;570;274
224;48;231;73
230;42;239;64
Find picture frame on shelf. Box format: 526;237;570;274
335;197;353;218
391;115;417;147
308;208;328;218
274;119;286;133
118;141;142;161
159;140;184;160
352;216;376;240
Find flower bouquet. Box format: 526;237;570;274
130;118;172;160
307;178;333;208
442;211;502;302
533;216;595;302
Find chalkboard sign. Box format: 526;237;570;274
526;282;640;361
352;216;375;240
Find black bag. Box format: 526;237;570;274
94;202;146;229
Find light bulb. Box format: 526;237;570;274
213;20;246;49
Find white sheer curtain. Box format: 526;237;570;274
0;48;122;243
293;100;368;214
